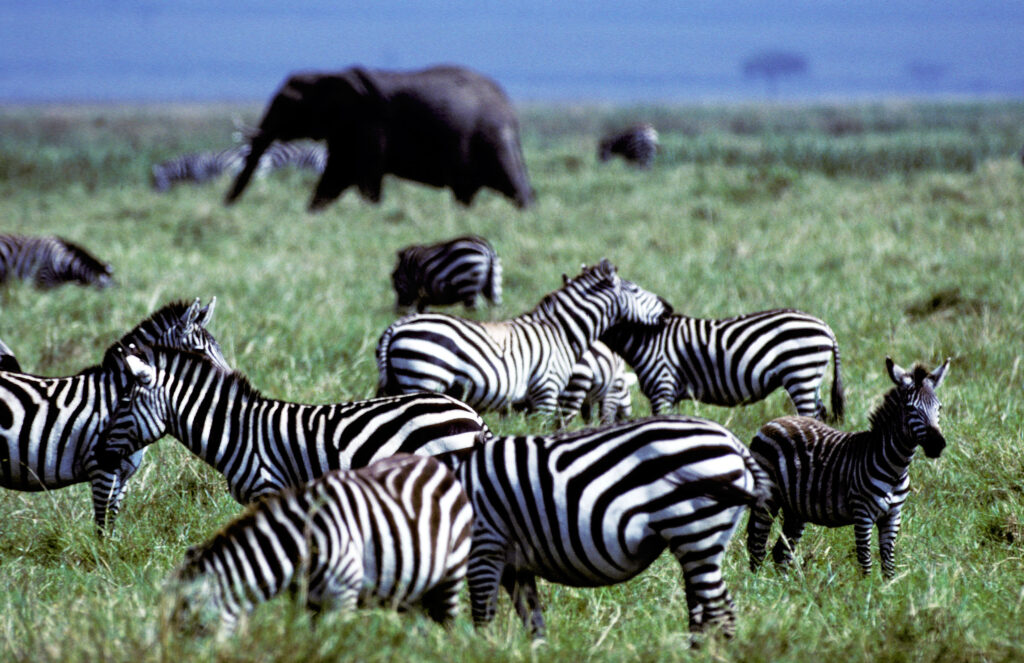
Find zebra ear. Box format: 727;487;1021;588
561;273;569;286
196;297;216;328
928;357;951;389
885;356;912;387
182;298;201;332
125;354;157;387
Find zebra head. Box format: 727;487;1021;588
886;356;951;458
166;297;231;372
166;546;231;636
60;238;114;289
97;353;170;471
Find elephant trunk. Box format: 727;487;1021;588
224;132;273;204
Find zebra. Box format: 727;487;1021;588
601;308;845;421
95;345;489;506
558;340;634;425
747;356;951;578
375;259;671;416
151;142;326;192
391;235;502;313
0;337;21;373
454;415;770;639
598;123;659;168
167;453;472;635
0;234;113;290
0;298;228;533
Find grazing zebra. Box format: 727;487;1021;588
375;259;671;416
455;415;770;639
0;337;21;373
602;308;845;421
167;454;471;635
747;356;951;578
151;142;327;192
96;346;488;506
391;235;502;312
558;341;634;425
598;123;659;168
0;298;228;533
0;234;113;290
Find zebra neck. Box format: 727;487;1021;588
529;299;606;356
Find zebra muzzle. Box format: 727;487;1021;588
920;427;946;458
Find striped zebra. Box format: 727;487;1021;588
0;234;113;290
747;356;951;578
601;308;845;421
151;142;326;192
95;346;488;506
0;337;21;373
375;259;671;416
167;454;471;635
598;123;659;168
0;298;228;533
391;235;502;312
558;341;634;425
455;415;769;639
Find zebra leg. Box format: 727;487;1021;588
88;449;145;536
877;508;903;579
770;514;806;568
421;577;463;626
467;544;505;628
676;550;736;639
746;499;777;571
853;512;876;575
500;566;545;638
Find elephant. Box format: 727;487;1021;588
225;65;535;211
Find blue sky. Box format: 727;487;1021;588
2;1;1023;103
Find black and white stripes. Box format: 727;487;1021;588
747;357;950;577
168;453;472;634
391;235;502;312
375;259;670;415
151;142;326;192
456;415;769;638
602;308;844;420
96;346;488;504
0;234;113;290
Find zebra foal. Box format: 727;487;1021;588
747;356;951;578
0;298;227;533
602;308;845;420
167;454;472;635
456;416;769;639
96;346;488;506
391;235;502;312
376;259;670;416
558;340;634;425
0;234;113;290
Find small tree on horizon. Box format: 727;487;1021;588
742;51;808;97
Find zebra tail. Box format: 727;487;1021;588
830;341;845;423
374;324;398;396
665;458;768;510
484;255;502;306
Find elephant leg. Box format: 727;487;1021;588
309;151;354;211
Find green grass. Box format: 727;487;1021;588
1;100;1023;662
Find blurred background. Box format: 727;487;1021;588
3;0;1023;104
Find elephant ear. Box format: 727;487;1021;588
343;66;387;111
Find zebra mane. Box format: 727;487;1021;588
100;300;193;369
531;260;614;316
867;363;929;432
149;345;261;399
57;236;111;274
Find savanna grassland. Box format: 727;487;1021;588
0;100;1022;662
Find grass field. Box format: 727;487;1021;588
1;100;1023;662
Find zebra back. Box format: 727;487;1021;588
167;453;472;633
97;345;487;504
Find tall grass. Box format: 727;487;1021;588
0;100;1023;662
